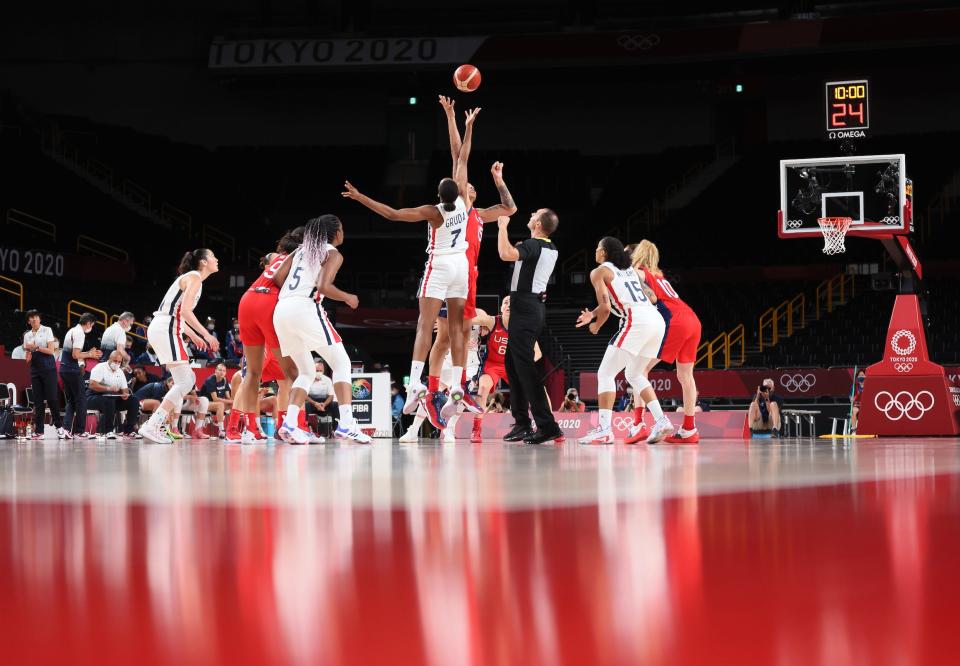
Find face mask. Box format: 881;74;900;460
109;362;119;371
207;324;215;331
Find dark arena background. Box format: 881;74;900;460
2;1;960;664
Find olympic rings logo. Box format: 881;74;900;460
894;363;914;373
786;220;804;229
874;390;935;421
780;373;816;392
890;329;917;356
612;417;635;431
617;34;661;51
881;216;901;225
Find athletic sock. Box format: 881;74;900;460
428;375;440;392
447;414;461;431
338;404;355;428
461;369;468;386
245;413;263;435
148;407;169;428
284;405;299;430
410;361;425;386
297;409;308;430
646;400;665;422
633;406;647;425
599;408;612;430
451;367;463;392
682;414;696;431
227;409;243;432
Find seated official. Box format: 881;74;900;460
86;350;141;439
305;359;339;427
749;378;783;437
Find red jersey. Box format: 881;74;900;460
466;207;483;269
640;268;694;317
248;253;288;295
483;315;509;367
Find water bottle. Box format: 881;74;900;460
261;415;275;439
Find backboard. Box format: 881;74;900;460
778;154;909;238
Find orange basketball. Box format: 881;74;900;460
453;64;481;93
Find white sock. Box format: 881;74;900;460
338;404;354;428
647;399;664;421
410;361;425;385
148;407;168;427
450;367;463;392
285;404;300;429
447;414;461;431
599;408;612;430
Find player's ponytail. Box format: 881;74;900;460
599;237;632;270
632;240;662;277
302;215;341;274
438;178;459;212
178;248;211;275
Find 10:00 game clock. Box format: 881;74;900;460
825;79;870;138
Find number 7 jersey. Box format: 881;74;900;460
428;196;469;256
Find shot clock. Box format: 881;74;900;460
825;79;869;139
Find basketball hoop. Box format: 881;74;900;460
818;217;852;255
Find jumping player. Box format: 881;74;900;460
226;228;303;444
422;96;519;426
272;214;370;444
138;249;221;444
575;237;672;444
342;107;480;423
631;240;702;444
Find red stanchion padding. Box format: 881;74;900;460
857;294;960;436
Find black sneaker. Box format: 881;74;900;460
523;426;566;445
772;428;781;438
503;423;533;442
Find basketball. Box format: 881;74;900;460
453;64;481;92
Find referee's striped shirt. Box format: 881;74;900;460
509;238;558;294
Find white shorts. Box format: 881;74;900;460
609;307;665;359
418;252;469;301
273;297;343;357
147;315;189;365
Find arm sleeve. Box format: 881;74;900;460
515;239;540;261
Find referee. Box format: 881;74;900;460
496;210;563;444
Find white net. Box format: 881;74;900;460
818;217;852;255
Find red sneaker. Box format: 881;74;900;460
192;424;209;439
470;419;483;444
424;391;446;431
624;422;650;444
460;392;483;415
245;414;267;441
225;427;243;443
665;429;700;444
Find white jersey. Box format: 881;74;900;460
61;324;86;373
427;196;469;257
601;262;655;317
154;270;202;321
100;321;128;353
278;245;335;301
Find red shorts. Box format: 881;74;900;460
658;309;702;364
241;351;285;383
464;266;478;319
238;290;280;349
482;363;508;388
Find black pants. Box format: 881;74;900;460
31;370;62;431
87;394;140;434
306;400;339;429
60;371;87;434
505;293;556;431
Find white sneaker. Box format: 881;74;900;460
106;431;118;440
334;424;371;444
399;425;419;443
57;427;67;439
277;424;311;445
646;416;675;444
403;382;427;415
440;386;464;421
579;426;615;445
138;423;173;444
442;429;456;444
85;432;97;440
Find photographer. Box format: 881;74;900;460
561;388;585;413
749;378;783;437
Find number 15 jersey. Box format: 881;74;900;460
601;262;656;317
428;196;469;256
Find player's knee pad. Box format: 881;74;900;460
326;344;351;385
292;373;313;394
196;396;209;414
166;365;196;403
597;374;617;395
629;374;651;394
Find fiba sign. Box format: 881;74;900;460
351;377;375;425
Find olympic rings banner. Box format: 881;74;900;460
578;368;870;401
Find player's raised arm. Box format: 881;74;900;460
342;181;442;226
454;108;480;197
470;308;495;330
439;95;462;176
477;162;518;222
